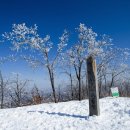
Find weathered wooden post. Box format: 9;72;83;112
87;56;100;116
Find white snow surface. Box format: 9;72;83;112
0;97;130;130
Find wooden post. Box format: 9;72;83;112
87;56;100;116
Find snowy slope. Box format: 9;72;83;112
0;97;130;130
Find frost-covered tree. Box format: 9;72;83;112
3;23;69;103
106;48;130;87
66;45;85;100
59;53;75;100
77;24;130;97
64;24;112;100
96;47;129;96
77;24;111;57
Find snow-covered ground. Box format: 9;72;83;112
0;97;130;130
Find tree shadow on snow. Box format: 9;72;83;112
27;111;88;120
46;112;88;120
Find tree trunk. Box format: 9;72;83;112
78;65;82;101
47;67;57;103
74;64;82;101
110;74;114;95
51;79;57;103
78;77;81;101
69;74;73;100
103;74;107;97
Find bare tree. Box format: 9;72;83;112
8;74;29;107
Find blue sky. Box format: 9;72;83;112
0;0;130;89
